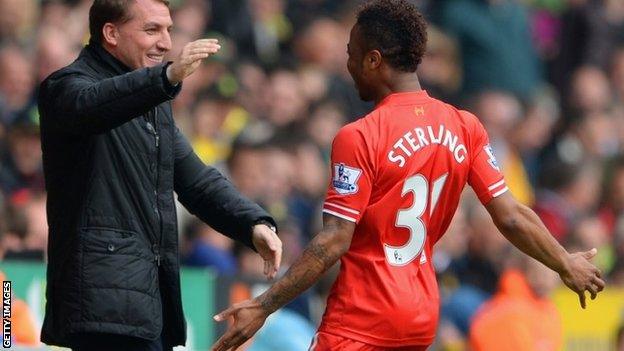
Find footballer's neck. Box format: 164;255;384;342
374;72;422;105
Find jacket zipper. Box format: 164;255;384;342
147;108;162;266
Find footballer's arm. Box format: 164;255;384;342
486;192;605;308
211;214;354;351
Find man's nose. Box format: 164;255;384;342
157;31;172;52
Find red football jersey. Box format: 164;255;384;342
318;91;507;347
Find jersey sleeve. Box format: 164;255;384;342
467;117;508;205
322;124;373;223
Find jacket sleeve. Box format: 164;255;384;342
173;127;276;249
38;63;180;135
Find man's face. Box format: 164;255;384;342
109;0;173;69
347;25;375;102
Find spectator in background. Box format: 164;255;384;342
511;90;559;185
568;66;613;118
0;0;38;43
418;27;462;104
0;46;36;128
265;68;309;130
294;16;371;119
555;0;624;94
470;255;562;351
227;141;268;201
305;100;346;158
599;157;624;236
472;91;534;205
181;219;238;275
36;26;82;84
190;91;248;165
534;160;601;242
568;216;613;274
437;0;542;100
0;122;44;195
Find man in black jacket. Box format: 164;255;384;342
37;0;282;350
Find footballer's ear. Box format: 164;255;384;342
365;50;382;70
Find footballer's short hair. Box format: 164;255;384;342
356;0;428;72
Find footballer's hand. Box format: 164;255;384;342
166;39;220;84
212;298;268;351
559;248;605;309
252;224;282;280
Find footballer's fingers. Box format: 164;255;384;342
592;276;606;291
213;304;240;322
587;284;598;300
578;290;586;309
212;328;245;351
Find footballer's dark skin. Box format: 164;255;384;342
210;2;604;350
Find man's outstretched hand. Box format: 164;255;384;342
166;39;220;84
212;298;268;351
559;248;606;308
251;223;282;280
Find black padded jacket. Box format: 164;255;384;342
38;41;274;348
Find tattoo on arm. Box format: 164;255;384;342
259;215;354;313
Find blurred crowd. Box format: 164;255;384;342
1;0;624;349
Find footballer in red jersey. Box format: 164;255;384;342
213;1;605;350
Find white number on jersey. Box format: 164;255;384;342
384;173;448;266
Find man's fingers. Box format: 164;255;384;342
213;306;237;322
578;291;586;309
183;53;214;64
227;334;248;351
588;284;598;300
187;41;220;52
188;39;219;49
212;328;249;351
594;267;603;278
583;248;598;260
194;38;219;44
273;236;282;275
212;328;238;351
592;276;606;291
187;45;221;56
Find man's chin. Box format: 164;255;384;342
144;58;164;67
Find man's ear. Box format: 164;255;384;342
102;23;119;46
365;50;382;70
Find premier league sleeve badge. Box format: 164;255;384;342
332;163;362;195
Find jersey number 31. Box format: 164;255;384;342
384;173;448;266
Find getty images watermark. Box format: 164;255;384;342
2;280;10;348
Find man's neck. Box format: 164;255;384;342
374;73;422;105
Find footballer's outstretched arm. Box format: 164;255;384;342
211;214;355;351
485;192;605;308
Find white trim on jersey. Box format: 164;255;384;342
492;186;509;198
488;179;506;191
322;209;357;223
324;202;360;215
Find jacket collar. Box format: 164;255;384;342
83;39;132;75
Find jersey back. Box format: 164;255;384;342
318;91;507;347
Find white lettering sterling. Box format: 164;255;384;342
388;124;467;167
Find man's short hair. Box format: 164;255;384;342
88;0;170;43
356;0;427;72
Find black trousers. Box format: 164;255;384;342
70;332;172;351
